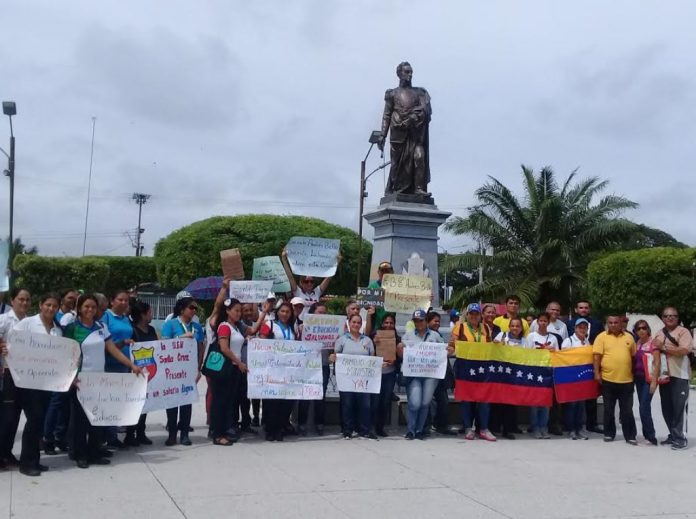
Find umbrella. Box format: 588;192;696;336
183;276;224;300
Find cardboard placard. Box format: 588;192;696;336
220;248;245;280
375;330;397;362
382;274;432;314
356;287;385;308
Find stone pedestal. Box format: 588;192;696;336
364;198;451;309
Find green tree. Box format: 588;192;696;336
444;165;638;308
153;215;371;295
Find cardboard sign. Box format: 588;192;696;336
335;354;382;394
285;236;340;277
252;256;291;293
220;248;245;280
230;280;274;303
302;314;345;349
130;338;199;413
382;274;432;313
375;330;397;362
247;338;323;400
402;341;448;379
77;372;147;426
356;287;384;308
6;331;81;392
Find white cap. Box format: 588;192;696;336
266;292;276;300
176;290;192;301
290;297;305;306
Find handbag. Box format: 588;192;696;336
642;351;670;384
201;339;231;379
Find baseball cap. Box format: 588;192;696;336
466;303;482;314
290;297;305;306
412;309;427;320
266;292;276;301
575;318;589;326
449;309;460;319
176;290;192;301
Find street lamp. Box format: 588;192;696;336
356;130;383;289
2;101;16;280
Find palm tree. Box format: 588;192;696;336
444;165;638;308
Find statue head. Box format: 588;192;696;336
396;61;413;86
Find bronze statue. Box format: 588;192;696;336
378;62;432;197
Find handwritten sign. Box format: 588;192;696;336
402;341;448;379
382;274;432;313
6;331;81;392
77;372;147;426
252;256;291;293
356;287;384;308
230;280;274;303
335;354;383;394
130;338;199;413
375;330;397;362
285;236;340;277
220;248;245;280
302;314;344;349
247;338;323;400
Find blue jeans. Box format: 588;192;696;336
563;401;585;433
529;407;549;433
405;377;438;435
339;391;370;436
44;391;70;445
461;401;490;431
635;377;656;441
371;371;397;432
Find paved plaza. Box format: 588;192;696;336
2;390;696;519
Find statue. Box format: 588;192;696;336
378;62;432;198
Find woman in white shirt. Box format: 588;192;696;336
525;312;558;439
560;318;591;440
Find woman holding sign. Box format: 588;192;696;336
161;297;205;446
371;313;401;437
63;294;143;469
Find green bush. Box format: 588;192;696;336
153;215;372;295
587;247;696;325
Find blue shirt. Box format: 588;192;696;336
161;317;204;342
101;310;134;372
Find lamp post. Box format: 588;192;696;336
356;130;385;289
2;102;16;279
438;245;448;305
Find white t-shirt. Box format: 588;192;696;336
561;334;589;350
13;314;63;337
530;319;568;340
526;331;560;351
0;309;22;368
293;286;322;320
494;331;529;347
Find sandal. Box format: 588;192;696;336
213;437;234;446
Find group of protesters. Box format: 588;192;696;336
0;256;692;477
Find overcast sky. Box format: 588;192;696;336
1;0;695;258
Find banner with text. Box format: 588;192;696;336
130;338;199;413
382;274;432;314
6;331;81;392
356;287;384;308
286;236;340;277
77;372;147;426
247;338;323;400
301;314;345;349
335;354;383;394
402;341;448;379
252;256;291;293
230;280;274;303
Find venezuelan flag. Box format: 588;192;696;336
550;346;600;403
454;342;553;407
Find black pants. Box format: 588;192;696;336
489;404;518;434
298;365;331;427
166;405;192;435
210;368;240;438
659;377;690;446
237;372;252;429
125;414;148;438
585;398;599;429
373;371;398;432
69;387;103;461
252;399;261;421
0;371;21;459
264;400;292;434
17;388;49;469
602;381;636;441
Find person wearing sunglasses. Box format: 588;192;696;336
160;297;205;446
632;320;659;445
653;307;693;450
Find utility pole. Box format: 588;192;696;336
132;193;151;256
82;117;96;256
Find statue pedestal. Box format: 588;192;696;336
364;198;451;312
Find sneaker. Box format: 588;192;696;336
343;432;353;440
464;428;476;440
575;431;589;440
603;436;614;442
660;436;674;445
415;432;426;441
404;432;415;440
626;439;638;446
671;443;687;451
376;428;388;437
534;431;543;439
360;433;378;440
570;432;579;440
44;444;57;456
136;434;153;446
646;437;658;446
479;430;497;442
540;431;551;439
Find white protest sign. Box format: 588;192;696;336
6;331;81;392
230;280;274;303
302;314;345;349
77;372;147;426
382;274;432;314
335;354;382;394
402;341;448;379
130;338;199;413
285;236;340;277
252;256;291;293
247;338;323;400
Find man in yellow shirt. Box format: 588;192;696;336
593;316;637;445
493;295;530;336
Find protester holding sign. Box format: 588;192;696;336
5;294;62;477
281;245;340;320
63;293;143;469
0;286;31;470
371;313;401;437
161;297;205;447
368;261;394;331
258;301;297;441
330;314;377;440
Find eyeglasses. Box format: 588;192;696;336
663;314;678;319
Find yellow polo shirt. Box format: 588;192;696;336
592;331;636;383
493;315;530;336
